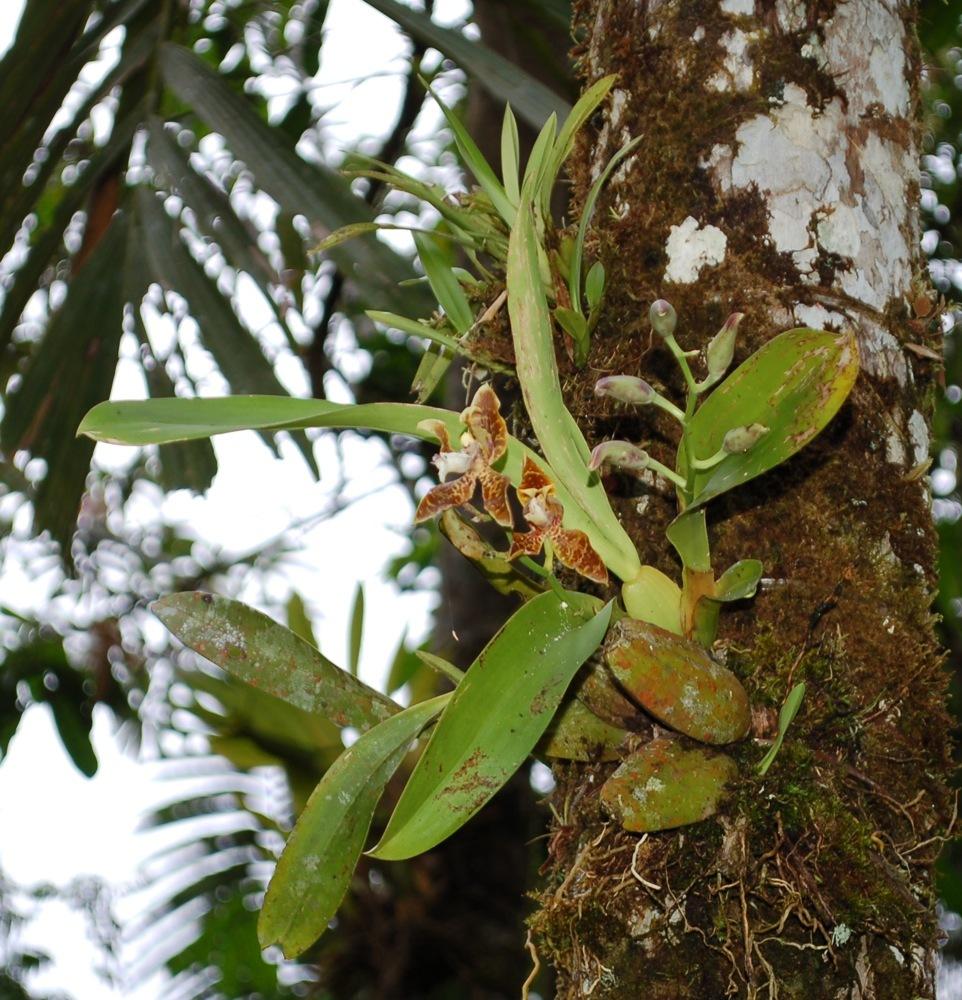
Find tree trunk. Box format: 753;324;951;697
532;2;953;997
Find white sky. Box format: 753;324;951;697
0;1;469;996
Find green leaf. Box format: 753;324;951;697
285;592;317;647
146;117;280;298
385;631;418;695
411;343;453;403
438;509;544;601
348;584;364;678
345;155;499;245
151;593;397;730
0;0;94;248
362;0;569;129
666;507;711;573
601;738;737;833
134;186;317;475
410;651;463;687
78;396;619;565
259;694;450;957
315;221;477;255
0;24;153;257
1;213;128;550
541;74;617;215
757;682;806;776
49;698;97;778
366;311;459;353
568;135;642;315
554;306;588;344
501;104;521;205
506;192;641;582
714;560;763;602
539;697;630;762
605;618;750;745
681;328;860;507
585;261;605;313
0;105;140;358
522;112;558;209
184;667;341;756
158;43;428;316
426;83;516;226
413;232;474;335
126;248;218;495
369;592;612;860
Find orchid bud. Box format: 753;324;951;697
705;312;743;385
589;440;650;473
722;423;769;454
594;375;656;406
649;299;677;339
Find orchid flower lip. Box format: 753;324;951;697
435;449;474;479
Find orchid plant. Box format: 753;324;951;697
78;79;858;957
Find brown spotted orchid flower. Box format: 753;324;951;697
507;458;608;585
414;384;513;527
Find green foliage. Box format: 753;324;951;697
679;327;859;508
597;313;859;640
72;54;865;963
605;618;750;746
600;738;737;834
757;682;807;776
152;592;396;729
370;592;611;860
507;186;641;581
260;695;450;958
144;586;610;956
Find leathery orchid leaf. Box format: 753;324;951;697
258;694;449;957
601;738;737;833
152;592;397;730
507;189;641;582
369;591;612;859
604;618;751;745
79;396;617;574
539;696;631;762
680;328;859;507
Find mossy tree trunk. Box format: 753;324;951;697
532;2;953;997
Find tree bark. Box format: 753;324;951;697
532;2;954;997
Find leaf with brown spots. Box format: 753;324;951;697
152;592;397;731
600;738;737;833
369;590;613;860
259;694;449;957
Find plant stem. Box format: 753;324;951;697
651;393;686;424
690;446;727;471
519;555;567;600
647;458;687;490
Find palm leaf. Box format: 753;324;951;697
157;43;430;317
361;0;570;129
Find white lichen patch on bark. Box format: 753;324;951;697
590;88;631;182
706;2;916;315
775;0;806;32
664;216;727;284
720;0;755;14
908;409;930;466
821;2;909;116
707;29;755;92
792;302;844;331
859;320;911;387
698;1;923;474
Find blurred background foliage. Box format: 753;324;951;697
1;0;962;997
